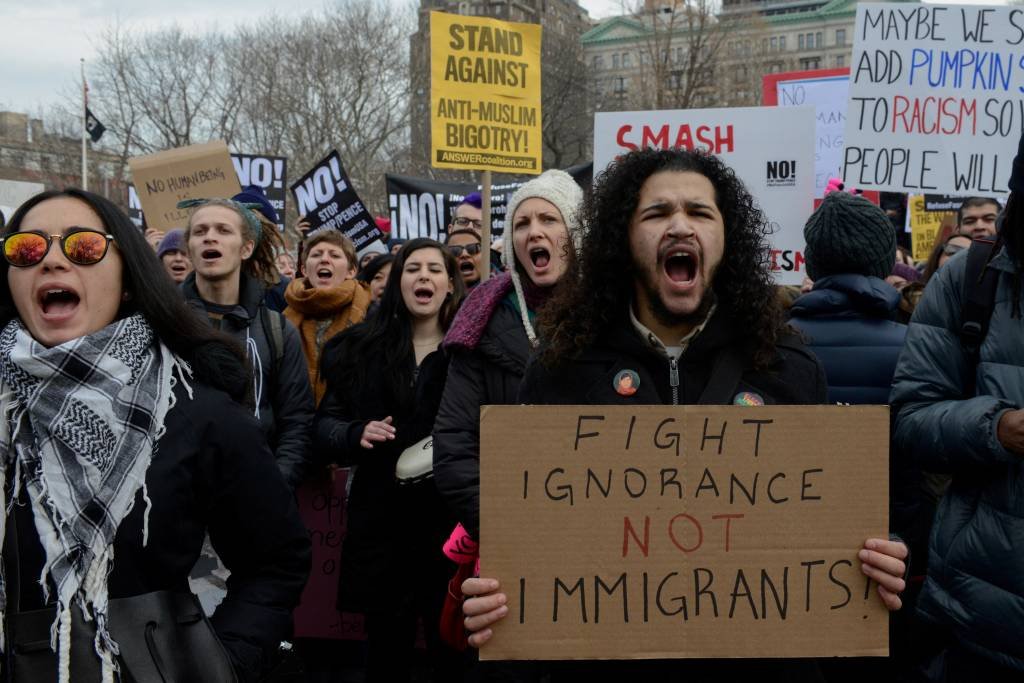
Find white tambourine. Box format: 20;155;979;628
395;436;433;485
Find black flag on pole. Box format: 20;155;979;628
85;108;105;143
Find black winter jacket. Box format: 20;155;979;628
313;335;455;611
433;297;531;539
182;273;315;488
519;309;827;407
514;308;828;681
891;247;1024;671
13;381;312;682
788;274;907;405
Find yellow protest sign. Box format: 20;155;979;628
430;11;542;175
908;195;954;261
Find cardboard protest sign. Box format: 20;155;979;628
480;405;889;660
594;107;815;285
844;2;1022;195
128;141;241;233
293;471;366;640
128;152;288;232
385;163;591;241
232;154;288;231
430;11;542;174
908;194;956;261
290;151;385;256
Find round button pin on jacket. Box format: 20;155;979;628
614;370;639;396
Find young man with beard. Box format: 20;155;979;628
460;149;908;678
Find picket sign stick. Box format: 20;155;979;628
481;170;492;282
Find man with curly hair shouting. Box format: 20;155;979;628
459;148;909;679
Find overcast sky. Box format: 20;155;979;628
1;0;622;115
6;0;1000;116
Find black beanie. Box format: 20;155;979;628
803;191;897;281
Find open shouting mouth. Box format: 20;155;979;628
38;286;81;321
413;286;434;305
529;246;550;269
661;244;700;290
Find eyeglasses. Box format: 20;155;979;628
452;217;482;230
1;229;116;268
448;243;483;257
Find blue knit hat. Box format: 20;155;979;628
232;185;279;225
156;229;187;259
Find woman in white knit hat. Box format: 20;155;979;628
432;171;584;627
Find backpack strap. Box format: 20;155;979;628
258;308;286;389
960;238;1001;394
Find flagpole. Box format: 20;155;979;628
81;58;88;191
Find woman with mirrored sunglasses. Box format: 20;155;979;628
0;189;310;682
445;229;486;289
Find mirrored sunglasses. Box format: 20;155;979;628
1;229;116;268
448;243;483;257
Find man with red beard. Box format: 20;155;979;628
460;149;909;679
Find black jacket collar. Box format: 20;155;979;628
182;272;267;326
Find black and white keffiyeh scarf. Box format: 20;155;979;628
0;314;190;682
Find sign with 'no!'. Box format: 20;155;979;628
290;151;385;256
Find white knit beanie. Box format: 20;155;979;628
501;169;585;347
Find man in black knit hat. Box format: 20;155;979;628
891;134;1024;681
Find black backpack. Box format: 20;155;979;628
258;306;286;385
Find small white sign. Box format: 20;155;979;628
844;2;1020;195
777;75;850;198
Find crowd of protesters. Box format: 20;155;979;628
0;138;1020;683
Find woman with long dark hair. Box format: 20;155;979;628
0;189;310;682
314;238;465;682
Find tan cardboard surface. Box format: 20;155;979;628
128;141;240;233
480;405;889;660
